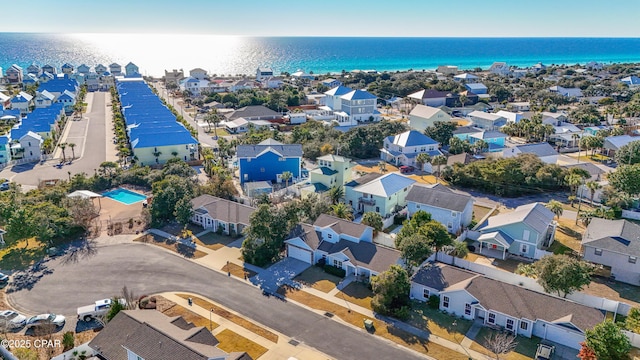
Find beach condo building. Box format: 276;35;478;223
6;65;23;84
256;67;273;81
125;62;140;77
26;64;41;75
164;69;185;85
236;139;303;185
345;172;416;218
117;79;198;165
109;63;122;76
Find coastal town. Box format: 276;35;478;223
0;59;639;360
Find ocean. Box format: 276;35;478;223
1;33;639;77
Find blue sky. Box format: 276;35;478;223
4;0;639;37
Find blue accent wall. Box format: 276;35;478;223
239;150;301;184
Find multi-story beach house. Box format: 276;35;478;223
109;63;122;76
380;130;442;172
321;86;380;126
41;64;56;75
61;63;74;75
6;65;23;84
125;62;140;77
236;139;303;185
345;173;416;217
26;64;41;75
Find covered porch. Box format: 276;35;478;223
476;231;514;260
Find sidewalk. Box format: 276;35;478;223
134;230;489;359
160;292;333;360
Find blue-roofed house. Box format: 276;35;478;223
621;76;640;88
475;202;556;260
0;136;11;164
380;130;442;172
26;64;41;75
236;138;303;184
77;64;91;75
37;76;78;98
345;172;416;217
38;71;54;83
322;85;353;111
10;92;33;115
464;83;488;95
56;90;77;113
61;63;74;75
335;89;380;126
34;90;56;109
41;64;56;75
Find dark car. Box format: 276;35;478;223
399;165;414;174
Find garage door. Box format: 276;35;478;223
287;245;312;264
543;325;584;349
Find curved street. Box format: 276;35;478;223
8;243;427;360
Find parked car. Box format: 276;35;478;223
25;314;65;330
399;165;415;174
0;310;27;329
0;182;9;191
0;272;9;284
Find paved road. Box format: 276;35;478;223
8;243;426;360
2;92;110;186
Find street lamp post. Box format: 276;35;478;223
209;308;214;331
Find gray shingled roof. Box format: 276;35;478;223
314;214;370;239
515;143;559;157
465;277;605;331
89;310;245;360
345;172;383;187
479;202;554;235
287;223;321;250
323;239;400;273
226;105;280;120
406;184;473;212
411;263;476;291
583;218;640;257
236;141;303;158
190;195;255;225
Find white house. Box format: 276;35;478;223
620;76;640;88
408;104;452;132
34;90;56;108
321;78;342;88
489;62;510;76
380;130;442;171
285;214;401;279
502;143;560;164
14;131;43;162
335;89;380;126
189;68;208;80
549;86;583;98
495;110;523;124
410;263;605;349
454;73;479;83
256;67;274;81
436;65;458;75
507;102;530;112
406;184;473;234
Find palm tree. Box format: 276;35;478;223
68;142;76;160
572;133;581;162
153;150;162;163
415;153;431;176
171;151;178;157
378;161;387;173
60;142;67;162
473;140;488;154
446;241;469;266
327;185;344;205
585;181;601;204
545;200;564;219
566;173;584;197
281;171;293;193
432;155;448;182
331;202;354;221
458;94;467;107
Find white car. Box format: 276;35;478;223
0;310;26;329
25;313;65;330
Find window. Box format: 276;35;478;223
451;211;457;217
630;256;637;264
523;229;530;241
488;313;496;324
448;222;453;229
327;233;332;239
464;303;471;316
423;289;430;299
506;318;514;330
442;296;449;308
279;157;285;161
247;158;251;162
520;321;529;331
404;187;408;192
375;206;380;213
594;248;602;256
521;244;528;253
333;259;342;268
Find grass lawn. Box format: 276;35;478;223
277;286;469;360
177;294;279;343
205;127;231;137
162;303;220;330
294;266;341;293
134;234;208;259
0;238;48;271
222;263;257;279
196;232;237;251
408;302;472;343
215;329;268;360
470;327;539;360
549;218;584;255
338;282;373;310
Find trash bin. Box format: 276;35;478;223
188;297;193;306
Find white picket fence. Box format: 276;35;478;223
431;252;630;315
623;330;640;348
622;209;640;221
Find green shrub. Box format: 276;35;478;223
428;294;440;309
323;264;346;278
62;331;74;351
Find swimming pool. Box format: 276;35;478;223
102;188;147;205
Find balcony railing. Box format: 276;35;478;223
358;197;376;206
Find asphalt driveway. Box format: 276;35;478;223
8;243;426;360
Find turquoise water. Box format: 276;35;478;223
102;188;147;205
1;33;639;76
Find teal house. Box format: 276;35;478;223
475;203;556;260
0;136;11;164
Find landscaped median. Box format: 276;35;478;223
134;233;208;259
277;285;469;360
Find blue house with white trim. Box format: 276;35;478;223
380;130;442;172
237;139;303;184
